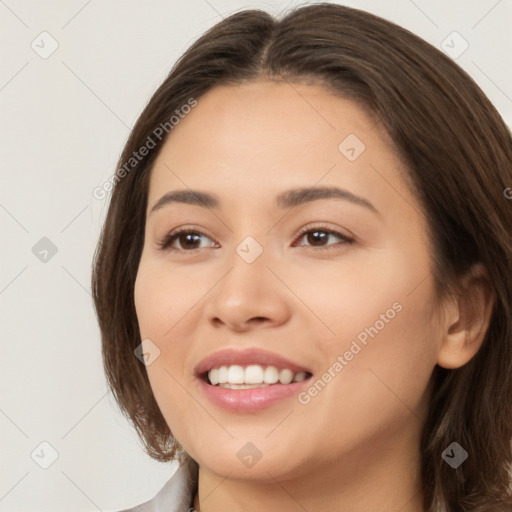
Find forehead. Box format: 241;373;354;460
146;80;411;214
168;80;378;147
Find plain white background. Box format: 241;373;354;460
1;1;511;511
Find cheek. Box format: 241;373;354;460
313;279;439;432
133;259;206;432
296;252;439;425
134;258;198;339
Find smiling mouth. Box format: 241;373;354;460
203;364;313;389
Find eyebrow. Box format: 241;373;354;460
149;186;380;217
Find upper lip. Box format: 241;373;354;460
194;348;312;376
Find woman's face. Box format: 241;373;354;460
134;81;444;481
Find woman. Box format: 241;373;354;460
91;3;512;511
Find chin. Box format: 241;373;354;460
190;432;316;481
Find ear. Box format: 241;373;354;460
436;263;495;369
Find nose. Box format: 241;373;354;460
205;246;292;332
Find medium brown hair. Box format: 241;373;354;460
91;3;512;510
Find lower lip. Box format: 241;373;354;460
198;377;311;412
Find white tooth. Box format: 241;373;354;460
245;365;264;384
218;366;229;384
293;371;307;382
279;369;294;384
209;368;219;385
263;365;279;384
228;365;245;384
211;364;303;386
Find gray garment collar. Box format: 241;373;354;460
117;457;198;512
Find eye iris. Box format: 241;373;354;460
181;233;201;248
307;230;328;246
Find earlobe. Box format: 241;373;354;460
436;263;495;370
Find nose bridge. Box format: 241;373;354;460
205;228;291;329
224;207;272;270
223;231;270;300
235;232;266;266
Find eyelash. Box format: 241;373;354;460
156;223;355;252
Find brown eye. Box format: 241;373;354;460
295;226;354;250
158;229;216;251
